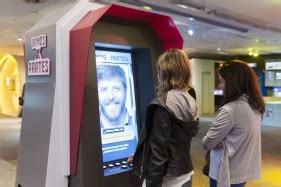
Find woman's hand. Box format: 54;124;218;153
215;142;223;149
127;154;134;164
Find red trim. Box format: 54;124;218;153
70;4;183;175
106;4;183;50
148;15;183;50
70;6;110;176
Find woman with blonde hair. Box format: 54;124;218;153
132;48;199;187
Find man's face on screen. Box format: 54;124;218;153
98;77;126;122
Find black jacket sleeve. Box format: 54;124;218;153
187;119;199;137
145;106;171;187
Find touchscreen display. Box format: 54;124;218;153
95;49;138;176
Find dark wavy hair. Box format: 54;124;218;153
156;48;191;95
219;60;265;114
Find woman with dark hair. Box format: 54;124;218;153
202;60;265;187
131;49;199;187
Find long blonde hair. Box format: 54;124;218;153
156;49;191;95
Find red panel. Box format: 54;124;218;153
70;3;183;175
70;6;109;176
106;4;183;50
106;4;154;22
148;15;183;50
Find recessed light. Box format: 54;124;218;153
188;29;194;35
253;52;259;57
142;6;152;10
189;17;194;21
17;38;23;41
217;48;221;51
177;4;188;9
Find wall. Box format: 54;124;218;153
0;54;25;117
190;58;215;114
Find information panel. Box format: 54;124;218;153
265;61;281;70
95;49;138;176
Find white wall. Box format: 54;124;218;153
190;58;216;115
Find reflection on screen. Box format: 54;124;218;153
95;49;138;176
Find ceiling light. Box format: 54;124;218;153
188;29;194;35
254;38;259;42
142;6;152;10
248;48;259;57
217;48;221;51
177;4;188;9
248;48;254;56
17;32;23;42
189;17;194;21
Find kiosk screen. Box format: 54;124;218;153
95;49;138;176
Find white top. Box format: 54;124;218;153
209;148;223;180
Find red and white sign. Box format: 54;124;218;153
28;34;50;76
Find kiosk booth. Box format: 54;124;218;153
16;1;183;187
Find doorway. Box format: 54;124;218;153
202;71;212;114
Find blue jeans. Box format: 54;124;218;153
210;178;246;187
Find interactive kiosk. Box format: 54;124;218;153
16;1;183;187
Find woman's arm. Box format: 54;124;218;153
145;106;171;187
202;107;234;150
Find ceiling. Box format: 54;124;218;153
1;0;281;58
0;0;74;56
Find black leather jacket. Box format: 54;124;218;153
133;91;199;187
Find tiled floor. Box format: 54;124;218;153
0;114;280;187
0;114;20;187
